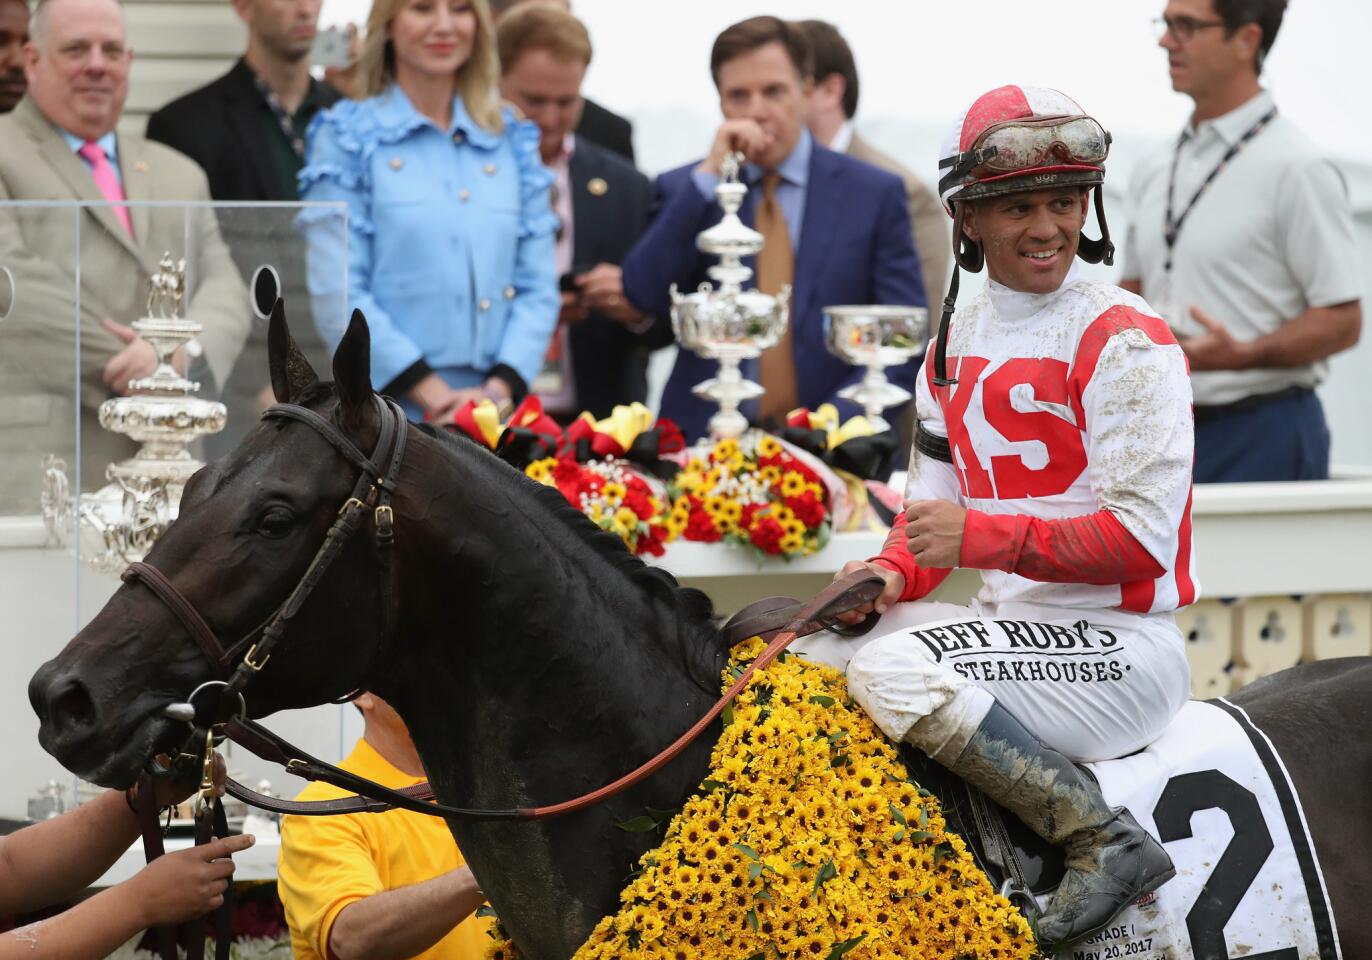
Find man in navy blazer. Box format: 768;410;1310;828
622;16;925;442
498;3;655;419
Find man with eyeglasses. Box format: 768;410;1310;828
1120;0;1362;482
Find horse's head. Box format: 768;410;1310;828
29;304;396;787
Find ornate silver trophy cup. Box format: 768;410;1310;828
669;152;790;440
43;254;227;573
822;305;929;432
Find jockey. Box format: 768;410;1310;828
822;85;1195;949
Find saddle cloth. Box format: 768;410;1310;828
1056;699;1340;960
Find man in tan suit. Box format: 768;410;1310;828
797;20;948;324
0;0;247;511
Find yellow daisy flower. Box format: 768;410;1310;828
524;457;557;484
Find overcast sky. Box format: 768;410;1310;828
318;0;1372;180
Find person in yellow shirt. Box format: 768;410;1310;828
277;693;488;960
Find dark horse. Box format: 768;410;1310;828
29;310;1372;959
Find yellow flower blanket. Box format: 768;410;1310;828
487;639;1037;960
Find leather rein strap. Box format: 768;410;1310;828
219;569;887;822
127;389;885;829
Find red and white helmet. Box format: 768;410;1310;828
926;85;1114;388
937;84;1114;271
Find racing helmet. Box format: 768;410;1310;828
928;85;1115;385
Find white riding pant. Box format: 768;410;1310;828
790;599;1191;764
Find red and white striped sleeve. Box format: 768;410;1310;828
1069;305;1198;611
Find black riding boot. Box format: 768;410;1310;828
939;702;1174;950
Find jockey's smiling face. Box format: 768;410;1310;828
961;187;1090;295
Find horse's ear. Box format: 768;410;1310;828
332;308;379;436
267;298;319;404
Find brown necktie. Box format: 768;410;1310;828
754;172;798;423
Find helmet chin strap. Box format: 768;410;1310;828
933;205;985;387
932;265;960;388
1077;186;1115;265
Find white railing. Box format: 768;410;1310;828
653;476;1372;699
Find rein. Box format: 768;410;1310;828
122;390;885;953
217;569;885;822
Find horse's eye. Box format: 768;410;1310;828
256;507;297;539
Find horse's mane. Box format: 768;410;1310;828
414;421;718;630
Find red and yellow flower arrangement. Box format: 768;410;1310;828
666;433;831;560
444;400;835;560
446;399;684;557
524;455;675;557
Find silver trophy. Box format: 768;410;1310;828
42;253;227;573
670;152;790;440
822;305;929;432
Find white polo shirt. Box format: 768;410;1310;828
1122;90;1362;406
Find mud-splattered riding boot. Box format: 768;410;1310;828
933;702;1175;951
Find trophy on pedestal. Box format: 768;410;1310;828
669;152;790;440
42;253;227;573
822;305;929;432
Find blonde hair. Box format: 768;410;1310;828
357;0;504;132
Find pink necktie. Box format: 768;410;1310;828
77;141;133;236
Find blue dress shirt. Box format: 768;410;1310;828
62;129;122;184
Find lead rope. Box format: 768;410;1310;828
135;751;235;960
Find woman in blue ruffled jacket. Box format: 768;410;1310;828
300;0;557;421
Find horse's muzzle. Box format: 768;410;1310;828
29;662;102;763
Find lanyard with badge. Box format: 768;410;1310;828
1153;105;1278;326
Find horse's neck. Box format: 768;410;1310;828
378;445;725;959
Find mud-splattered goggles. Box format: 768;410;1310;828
939;116;1110;195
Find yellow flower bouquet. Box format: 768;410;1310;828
485;640;1036;960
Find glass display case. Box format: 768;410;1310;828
0;199;355;820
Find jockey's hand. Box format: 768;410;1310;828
904;499;966;569
831;560;904;625
127;833;255;927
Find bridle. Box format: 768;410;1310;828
121;393;407;960
116;389;885;958
124;394;409;726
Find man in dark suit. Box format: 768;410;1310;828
145;0;339;453
498;2;654;419
621;16;925;442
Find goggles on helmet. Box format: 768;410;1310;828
939;115;1110;197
